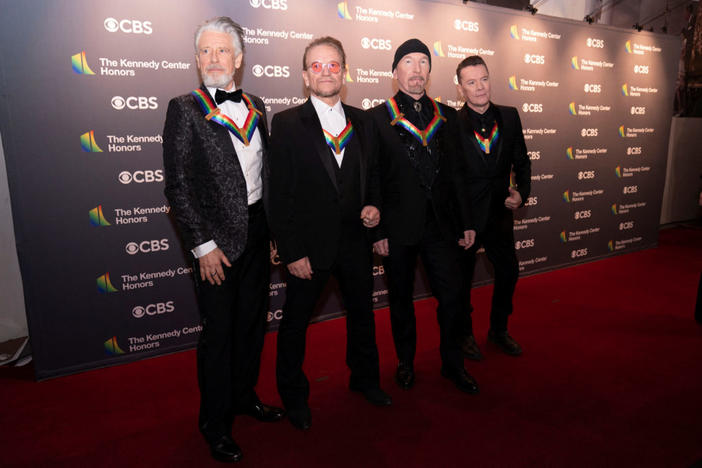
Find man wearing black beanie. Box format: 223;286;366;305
367;38;479;394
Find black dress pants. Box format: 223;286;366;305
460;212;519;334
276;235;380;410
384;208;464;373
193;202;270;443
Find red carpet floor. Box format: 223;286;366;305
2;226;701;467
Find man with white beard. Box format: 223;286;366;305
163;16;283;463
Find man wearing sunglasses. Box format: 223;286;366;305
268;37;391;431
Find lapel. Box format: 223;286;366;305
300;99;339;193
459;105;488;168
492;105;505;165
342;104;365;202
196;85;238;157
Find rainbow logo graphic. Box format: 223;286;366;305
97;273;118;293
559;230;567;243
80;130;103;152
344;64;353;83
570;56;580;70
337;1;352;20
104;336;126;355
89;205;111;227
562;190;571;203
71;51;95;75
566;147;574;160
625;40;633;53
611;204;618;215
621;83;629;96
508;75;518;90
509;172;516;188
434;96;442;103
433;41;445;57
510;25;520;40
568;102;577;115
618;125;626;137
615;166;622;178
607;240;614;252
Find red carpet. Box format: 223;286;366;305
2;226;701;467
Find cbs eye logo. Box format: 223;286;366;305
104;17;153;34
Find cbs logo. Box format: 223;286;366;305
125;239;169;255
627;147;642;155
574;210;591;220
522;103;543;113
528;151;540;160
623;185;638;194
578;170;595;180
267;309;284;322
132;301;175;318
630;106;646;115
111;96;158;110
584;83;602;93
249;0;288;10
252;64;290;78
104;17;153;35
634;65;649;74
361;37;392;50
581;128;598;137
515;239;535;250
571;248;588;259
453;19;479;32
619;221;634;230
524;53;545;65
118;170;164;184
361;98;385;110
586;38;605;48
524;196;538;206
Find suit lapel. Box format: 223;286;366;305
459;106;488;167
300;99;339;192
342;104;365;202
197;85;238;156
492;105;505;165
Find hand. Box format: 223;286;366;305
287;256;313;280
199;248;232;286
360;205;380;228
458;230;476;249
505;186;522;210
373;238;389;256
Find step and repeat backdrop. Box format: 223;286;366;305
0;0;678;378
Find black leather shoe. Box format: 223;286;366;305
395;362;415;390
287;406;311;431
441;367;479;394
488;330;523;356
209;436;242;463
240;401;285;422
350;386;392;406
461;334;483;361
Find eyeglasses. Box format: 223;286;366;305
308;61;342;74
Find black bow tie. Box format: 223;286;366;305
215;88;243;104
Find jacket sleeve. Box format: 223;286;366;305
446;108;475;232
509;108;531;205
162;97;212;251
267;112;306;264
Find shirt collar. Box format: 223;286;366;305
310;94;344;118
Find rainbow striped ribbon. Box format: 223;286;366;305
474;122;499;154
385;97;446;146
323;121;354;155
191;88;262;146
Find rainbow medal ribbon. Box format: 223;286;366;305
191;88;262;146
385;97;446;146
474;122;499;155
323;121;354;155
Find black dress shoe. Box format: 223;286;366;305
441;367;479;394
209;436;242;463
350;386;392;406
240;401;285;422
488;329;523;356
460;334;483;361
395;362;415;390
287;406;311;431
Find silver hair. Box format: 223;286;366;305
194;16;245;57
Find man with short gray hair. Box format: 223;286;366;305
163;16;283;463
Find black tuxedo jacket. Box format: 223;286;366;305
456;103;531;234
162;84;269;261
367;94;471;245
268;99;380;269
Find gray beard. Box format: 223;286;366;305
202;73;234;89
